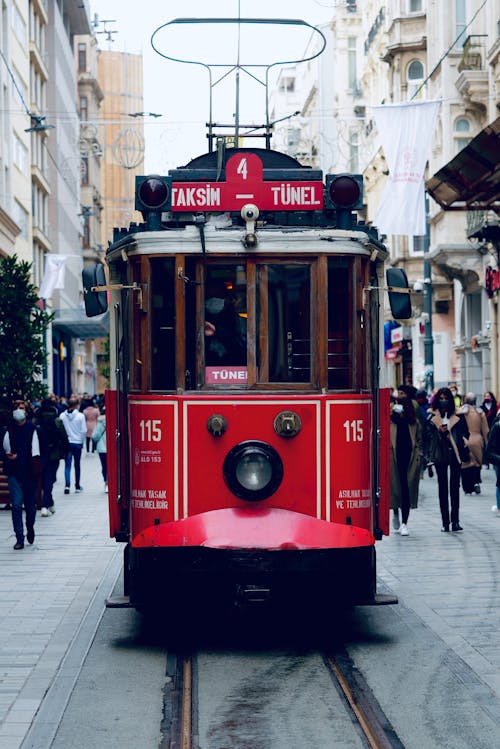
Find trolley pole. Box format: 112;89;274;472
423;196;434;392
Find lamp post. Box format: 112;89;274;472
423;195;434;392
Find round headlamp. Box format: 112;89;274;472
223;441;283;502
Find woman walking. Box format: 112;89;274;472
427;387;470;532
458;393;489;494
91;406;107;492
390;391;422;536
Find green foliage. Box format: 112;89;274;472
0;254;52;401
97;334;110;387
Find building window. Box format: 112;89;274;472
13;200;29;239
409;235;425;254
79;95;88;121
78;43;87;72
279;76;295;93
13;132;28;172
349;130;359;173
455;0;467;47
347;37;357;90
82;214;90;248
408;0;423;11
81;155;89;186
12;3;27;46
454;116;472;152
407;59;425;99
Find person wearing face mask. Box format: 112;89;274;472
204;281;247;367
427;387;470;532
60;396;87;494
2;403;41;550
390;393;422;536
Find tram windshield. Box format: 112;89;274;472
134;254;362;392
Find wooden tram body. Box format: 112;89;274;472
83;19;410;614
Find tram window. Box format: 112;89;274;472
204;264;247;377
258;264;311;383
150;258;176;390
327;259;353;389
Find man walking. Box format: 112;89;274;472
60;396;86;494
35;399;69;515
2;404;41;549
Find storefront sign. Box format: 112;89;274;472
485;265;500;298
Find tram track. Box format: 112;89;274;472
163;646;405;749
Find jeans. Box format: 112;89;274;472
493;466;500;509
98;452;107;483
42;458;59;507
64;443;83;489
8;474;37;544
435;459;461;526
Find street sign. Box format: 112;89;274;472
171;152;324;212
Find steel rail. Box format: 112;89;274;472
325;651;405;749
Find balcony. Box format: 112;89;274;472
456;35;489;111
467;210;500;242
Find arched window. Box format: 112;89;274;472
407;59;425;99
454;117;472;152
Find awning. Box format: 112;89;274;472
425;117;500;210
52;308;109;339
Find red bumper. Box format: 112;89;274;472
132;506;375;550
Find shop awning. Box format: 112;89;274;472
425;117;500;210
52;308;109;339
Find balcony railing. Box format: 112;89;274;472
458;35;488;72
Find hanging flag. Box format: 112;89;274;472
372;100;440;236
39;254;67;299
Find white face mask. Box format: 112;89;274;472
12;409;26;422
205;297;225;314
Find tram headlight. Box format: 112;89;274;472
223;441;283;502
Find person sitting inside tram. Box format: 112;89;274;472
204;281;246;366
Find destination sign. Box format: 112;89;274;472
171;152;324;212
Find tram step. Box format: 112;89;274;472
105;595;133;608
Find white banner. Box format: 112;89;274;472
373;100;440;236
39;254;67;299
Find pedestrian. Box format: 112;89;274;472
83;398;99;454
390;392;422;536
449;383;462;409
484;411;500;515
91;405;107;492
427;387;470;532
60;396;86;494
457;393;489;494
415;389;431;477
34;399;69;516
481;391;497;430
2;403;41;549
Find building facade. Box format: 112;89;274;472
271;0;500;398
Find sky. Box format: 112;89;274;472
89;0;336;171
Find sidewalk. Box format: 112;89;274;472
0;452;121;749
376;464;500;702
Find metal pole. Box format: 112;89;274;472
423;195;434;392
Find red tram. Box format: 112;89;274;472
83;18;411;614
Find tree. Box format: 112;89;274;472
0;254;52;401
